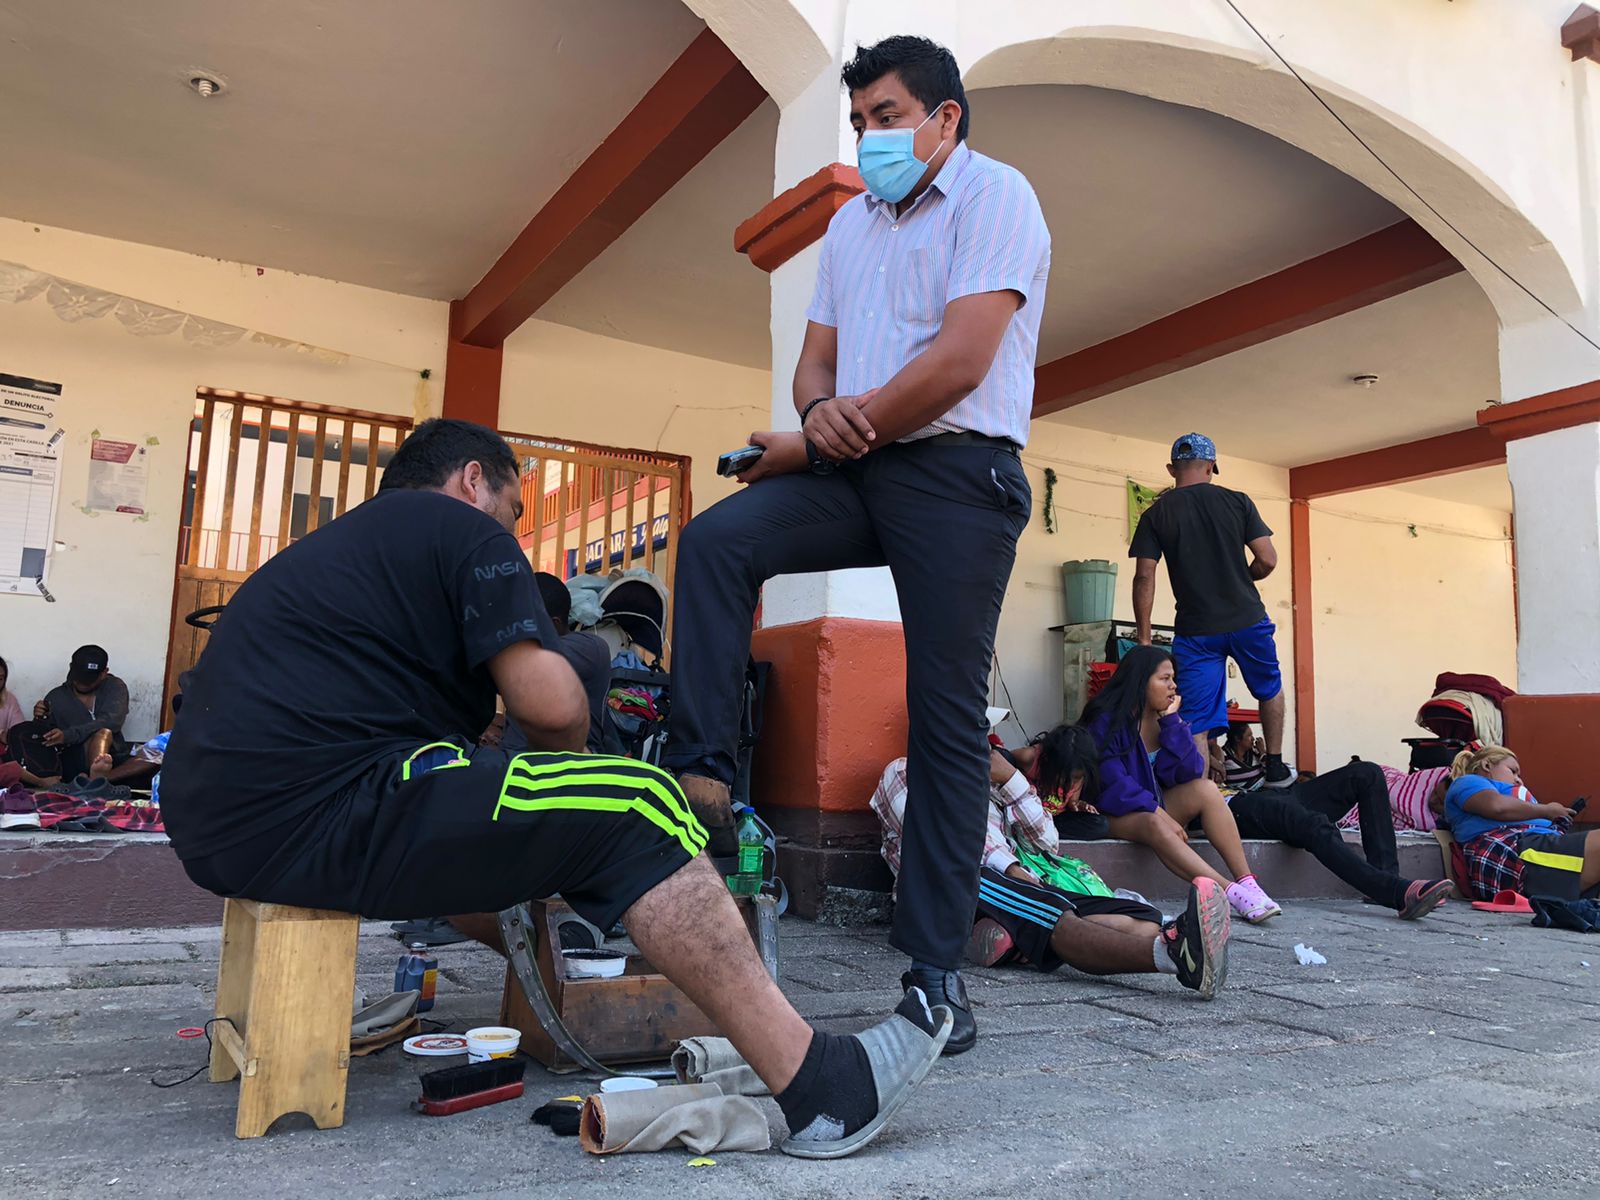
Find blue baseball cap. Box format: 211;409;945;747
1171;432;1219;473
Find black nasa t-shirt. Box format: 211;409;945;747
1129;483;1273;637
161;488;559;859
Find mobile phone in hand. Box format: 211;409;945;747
717;445;765;477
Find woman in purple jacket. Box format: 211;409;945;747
1082;647;1282;923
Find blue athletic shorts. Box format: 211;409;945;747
1172;617;1283;738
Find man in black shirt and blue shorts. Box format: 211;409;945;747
161;419;949;1158
1130;433;1294;787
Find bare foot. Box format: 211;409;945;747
90;755;113;780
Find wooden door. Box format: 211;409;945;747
160;390;410;720
504;435;690;659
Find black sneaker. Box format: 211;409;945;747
1162;878;1230;1000
1261;755;1295;789
901;968;975;1055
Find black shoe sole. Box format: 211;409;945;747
940;1019;977;1055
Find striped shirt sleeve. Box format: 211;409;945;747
804;216;840;328
945;169;1048;309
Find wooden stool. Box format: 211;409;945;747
208;899;360;1138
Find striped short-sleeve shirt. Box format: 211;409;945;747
805;142;1051;447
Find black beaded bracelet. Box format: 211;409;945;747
799;396;831;425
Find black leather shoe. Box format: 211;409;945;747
902;969;975;1056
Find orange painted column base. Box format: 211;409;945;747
750;615;907;918
1503;694;1600;826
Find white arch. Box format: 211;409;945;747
961;27;1585;332
682;0;834;106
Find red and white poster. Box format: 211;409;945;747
86;437;149;515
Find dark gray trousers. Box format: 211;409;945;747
665;438;1030;968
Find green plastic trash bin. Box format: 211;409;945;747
1061;559;1117;624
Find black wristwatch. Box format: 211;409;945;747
805;438;836;476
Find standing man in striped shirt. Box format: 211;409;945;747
667;35;1051;1056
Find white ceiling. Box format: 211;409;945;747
1053;272;1501;467
535;101;778;369
1396;465;1513;513
0;14;1499;468
531;83;1411;373
0;0;708;297
971;86;1403;360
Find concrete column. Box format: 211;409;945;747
746;15;941;917
1506;421;1600;692
1482;357;1600;820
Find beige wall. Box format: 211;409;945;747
1310;486;1516;768
997;424;1517;768
499;318;770;522
995;422;1296;749
0;218;446;738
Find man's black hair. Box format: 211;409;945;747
842;35;969;141
380;418;520;494
534;571;573;630
1031;724;1101;805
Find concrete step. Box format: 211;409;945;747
0;827;1451;931
777;832;1451;922
0;832;217;931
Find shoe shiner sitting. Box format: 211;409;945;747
159;419;948;1158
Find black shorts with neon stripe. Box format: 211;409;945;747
193;744;707;930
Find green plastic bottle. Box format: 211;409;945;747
727;805;764;896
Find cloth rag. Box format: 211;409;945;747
579;1082;770;1155
349;990;420;1055
671;1037;769;1096
1425;689;1504;747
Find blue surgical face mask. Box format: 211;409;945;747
857;102;950;203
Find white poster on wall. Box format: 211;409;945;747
0;371;64;599
86;438;149;515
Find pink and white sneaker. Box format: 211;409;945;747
1225;876;1282;923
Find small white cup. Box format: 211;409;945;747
599;1076;659;1094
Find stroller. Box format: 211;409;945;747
1401;672;1514;771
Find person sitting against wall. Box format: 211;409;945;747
871;730;1230;1002
1081;646;1283;923
1438;745;1600;905
0;654;61;789
12;645;154;786
1079;647;1453;924
1220;721;1265;792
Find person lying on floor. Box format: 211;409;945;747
1437;745;1600;905
870;732;1230;1001
1078;647;1451;923
159;417;946;1160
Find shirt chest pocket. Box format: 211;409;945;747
891;243;952;327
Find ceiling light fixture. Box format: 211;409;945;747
185;70;228;98
1351;373;1380;389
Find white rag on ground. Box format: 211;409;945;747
579;1082;770;1154
671;1036;769;1096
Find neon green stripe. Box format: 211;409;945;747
506;755;702;842
402;740;470;781
502;771;709;854
492;791;703;856
1519;847;1584;873
500;758;707;852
